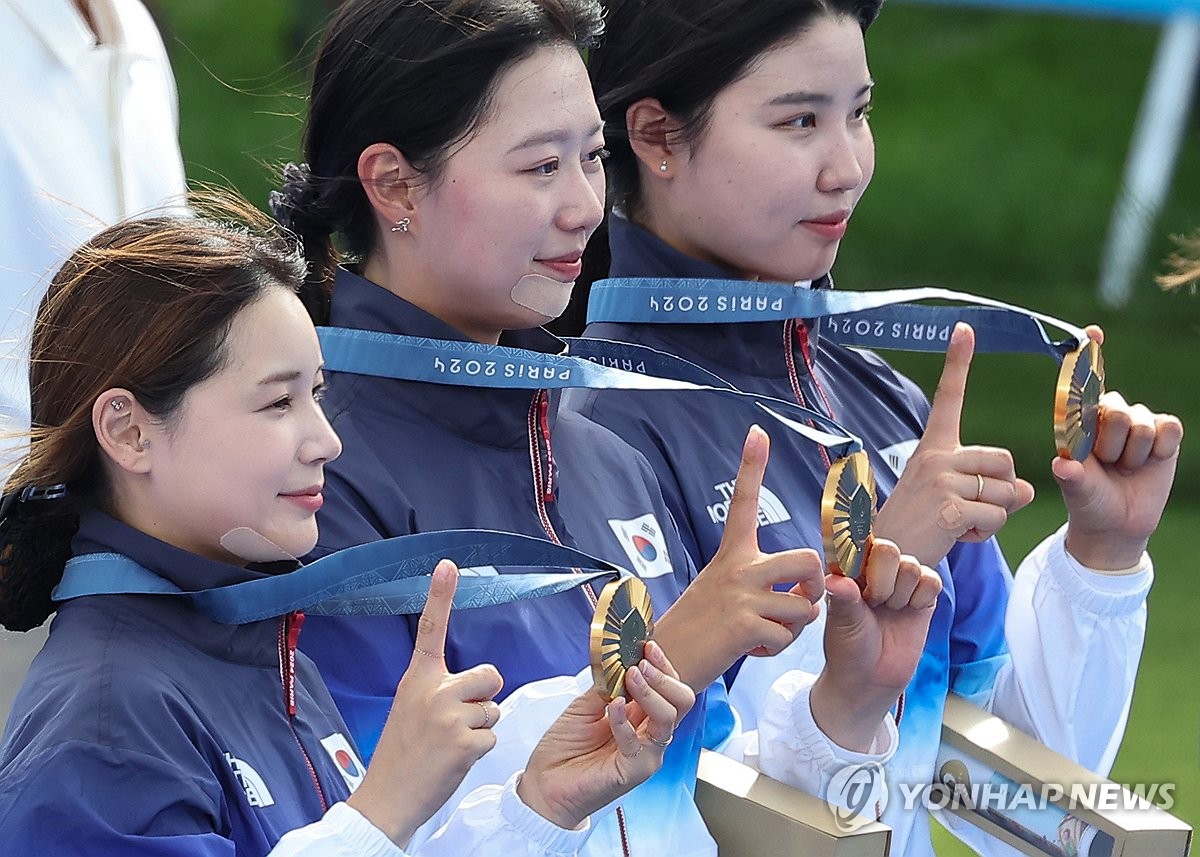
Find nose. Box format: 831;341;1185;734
816;127;867;195
556;161;605;234
301;401;342;466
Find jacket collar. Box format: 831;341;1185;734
328;267;563;448
69;511;293;666
605;211;831;379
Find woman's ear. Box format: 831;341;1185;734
357;143;421;234
92;389;154;475
626;97;683;178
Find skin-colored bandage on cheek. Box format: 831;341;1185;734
220;527;298;563
510;273;573;321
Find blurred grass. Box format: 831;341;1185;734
157;2;1198;853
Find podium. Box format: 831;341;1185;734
694;749;892;856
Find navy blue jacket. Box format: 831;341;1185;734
0;513;364;857
568;213;1013;748
305;269;698;760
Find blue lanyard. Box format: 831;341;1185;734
586;278;1088;362
52;529;624;625
317;327;863;458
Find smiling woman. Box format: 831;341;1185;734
0;196;694;857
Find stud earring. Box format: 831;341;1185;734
140;439;150;449
659;160;669;173
110;399;124;411
390;217;411;233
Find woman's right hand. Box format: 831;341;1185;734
347;561;504;848
873;323;1035;567
516;640;695;830
653;426;826;691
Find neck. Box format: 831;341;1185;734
359;253;503;345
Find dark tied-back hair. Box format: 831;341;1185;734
270;0;605;324
0;197;307;632
551;0;884;336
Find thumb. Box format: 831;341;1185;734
1050;455;1091;506
823;573;867;631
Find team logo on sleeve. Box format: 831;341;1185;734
320;733;366;792
877;439;919;477
224;753;275;808
320;733;367;792
607;514;673;578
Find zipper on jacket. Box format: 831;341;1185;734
278;611;328;812
783;319;836;469
526;390;629;855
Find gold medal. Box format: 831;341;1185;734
590;575;654;701
821;450;877;579
1054;339;1104;461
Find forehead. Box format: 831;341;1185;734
472;43;600;142
725;16;870;101
219;288;321;377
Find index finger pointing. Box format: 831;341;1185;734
721;426;769;553
413;559;458;666
923;322;974;445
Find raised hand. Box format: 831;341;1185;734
1055;326;1184;570
654;426;826;691
517;641;696;830
347;561;504;847
874;322;1035;567
810;540;942;752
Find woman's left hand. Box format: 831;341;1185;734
1055;325;1184;570
516;640;695;830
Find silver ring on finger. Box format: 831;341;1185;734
476;701;493;729
649;732;673;748
973;473;985;502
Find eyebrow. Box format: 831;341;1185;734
508;121;606;153
767;81;874;107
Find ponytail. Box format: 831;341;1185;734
269;162;339;324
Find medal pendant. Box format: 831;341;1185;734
821;450;877;579
1054;339;1104;462
590;575;654;701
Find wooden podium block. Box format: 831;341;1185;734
936;695;1192;857
694;749;892;857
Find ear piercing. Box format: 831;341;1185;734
390;217;411;233
110;399;124;411
659;160;669;173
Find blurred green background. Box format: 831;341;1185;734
156;1;1197;853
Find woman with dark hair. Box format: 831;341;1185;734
274;0;943;853
0;202;694;856
564;0;1183;853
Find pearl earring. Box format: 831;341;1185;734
390;217;411;233
659;160;669;173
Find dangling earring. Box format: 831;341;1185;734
659;160;669;173
390;217;411;233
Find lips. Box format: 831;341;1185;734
800;210;851;241
536;253;584;281
280;486;323;513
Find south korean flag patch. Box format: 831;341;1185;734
320;733;367;793
607;513;673;579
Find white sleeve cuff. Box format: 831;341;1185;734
269;802;408;857
756;671;897;794
498;772;594;855
1036;525;1153;617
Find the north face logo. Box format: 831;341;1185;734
706;480;791;526
224;753;275;808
